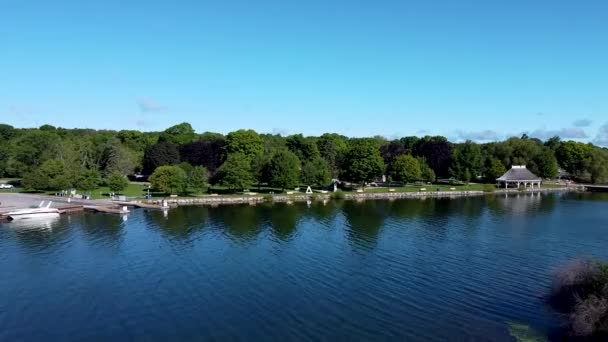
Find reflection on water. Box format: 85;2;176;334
1;192;607;341
6;215;61;230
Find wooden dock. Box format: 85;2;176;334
114;201;174;210
586;185;608;192
83;205;130;214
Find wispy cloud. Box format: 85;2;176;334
271;128;289;136
137;98;166;113
529;127;588;140
573;119;592;127
135;119;152;128
455;129;500;142
593;123;608;147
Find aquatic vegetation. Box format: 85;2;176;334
507;322;546;342
549;259;608;337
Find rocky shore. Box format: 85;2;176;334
148;186;580;206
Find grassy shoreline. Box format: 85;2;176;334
1;181;580;208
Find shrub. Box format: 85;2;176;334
482;184;495;193
549;259;608;337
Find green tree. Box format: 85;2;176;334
418;157;435;183
267;150;301;191
535;148;559;179
286;134;320;162
159;122;197;145
485;158;507;181
388;154;421;184
588;149;608;184
556;141;593;177
149;166;188;195
343;138;385;185
317;133;348;177
251;154;271;189
225;129;264;160
217;153;254;191
413;136;452;178
463;168;471;184
142;141;180;174
301;157;332;187
76;169;101;193
189;166;208;194
21;159;71;191
451;140;482;182
107;173;129;194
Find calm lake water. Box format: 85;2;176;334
1;192;608;341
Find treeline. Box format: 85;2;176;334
0;122;607;194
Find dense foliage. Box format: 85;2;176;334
1;122;607;193
549;259;608;338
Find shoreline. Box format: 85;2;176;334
148;186;581;206
0;187;583;212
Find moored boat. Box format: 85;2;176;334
5;201;60;220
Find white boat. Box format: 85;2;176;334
5;201;61;220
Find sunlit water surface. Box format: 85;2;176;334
1;192;608;341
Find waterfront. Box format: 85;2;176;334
1;193;608;341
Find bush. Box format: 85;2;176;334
549;259;608;337
482;184;495;193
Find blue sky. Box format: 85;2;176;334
1;0;607;145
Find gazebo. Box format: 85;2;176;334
496;165;541;189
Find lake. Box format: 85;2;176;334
1;192;608;341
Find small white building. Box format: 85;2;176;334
497;165;542;189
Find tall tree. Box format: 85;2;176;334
534;147;559;179
414;136;452;179
180;135;226;174
142;141;180;174
451;141;482;182
343;138;385;185
286;134;320;162
225;129;264;160
485;159;507;181
267;150;301;191
380;140;406;165
217;153;254;191
388;154;422;184
301;157;332;187
317;133;348;177
159;122;197;145
188;166;209;194
556;141;593;177
588;149;608;184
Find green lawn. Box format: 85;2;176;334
87;183;151;200
363;184;487;193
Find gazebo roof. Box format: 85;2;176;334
497;165;541;182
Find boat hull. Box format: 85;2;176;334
7;212;61;220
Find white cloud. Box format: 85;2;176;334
137;98;166;112
573;119;592;127
593;123;608;147
271;128;288;136
529;127;588;140
455;129;500;142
